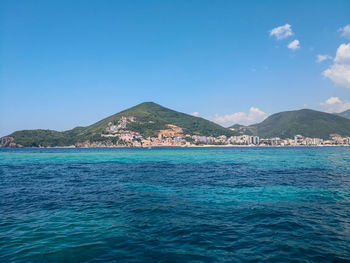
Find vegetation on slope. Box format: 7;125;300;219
80;102;237;138
250;109;350;139
8;130;72;147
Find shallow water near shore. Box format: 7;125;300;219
1;147;350;262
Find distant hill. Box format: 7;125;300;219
335;109;350;119
237;109;350;139
229;124;255;135
1;102;237;147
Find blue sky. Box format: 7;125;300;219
1;0;350;136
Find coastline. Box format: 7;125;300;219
6;144;349;149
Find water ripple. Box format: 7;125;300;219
0;148;350;262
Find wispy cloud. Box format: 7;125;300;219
323;43;350;88
316;54;332;63
269;24;293;40
213;107;268;126
338;24;350;39
287;39;300;51
320;96;350;113
190;112;199;117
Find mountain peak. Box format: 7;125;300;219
127;101;165;111
136;101;158;106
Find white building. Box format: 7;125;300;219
294;135;303;145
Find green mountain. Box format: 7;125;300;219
1;102;237;147
232;109;350;139
335;109;350;119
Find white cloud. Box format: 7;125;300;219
320;97;350;113
213;107;268;126
323;64;350;88
334;43;350;63
316;54;332;63
287;39;300;50
338;25;350;39
191;112;199;117
323;43;350;88
269;24;293;40
325;96;341;105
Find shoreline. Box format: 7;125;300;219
3;144;350;149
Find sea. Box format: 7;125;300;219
0;147;349;262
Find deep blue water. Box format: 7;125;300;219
1;147;350;262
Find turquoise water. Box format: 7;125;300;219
1;147;350;262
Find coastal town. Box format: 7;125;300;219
93;116;350;147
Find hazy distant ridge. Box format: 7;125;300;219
335;109;350;120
